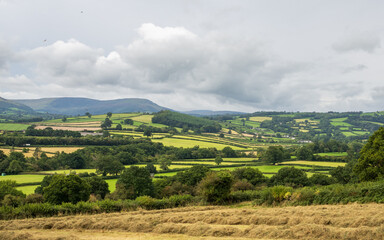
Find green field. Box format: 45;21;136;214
330;118;352;127
0;174;46;184
16;185;38;195
0;123;30;131
105;179;118;192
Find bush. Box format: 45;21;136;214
254;186;293;206
232;167;267;186
43;175;91;204
269;167;309;187
309;173;336;186
232;179;254;191
25;194;44;204
2;194;24;207
290;187;316;205
0;180;25;201
198;171;233;204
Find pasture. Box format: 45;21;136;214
0;123;30;131
0;174;46;184
1;204;382;240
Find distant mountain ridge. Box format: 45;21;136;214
0;97;34;113
13;97;171;115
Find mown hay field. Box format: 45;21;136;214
1;203;383;240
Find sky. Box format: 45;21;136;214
0;0;384;112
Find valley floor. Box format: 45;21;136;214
1;203;383;240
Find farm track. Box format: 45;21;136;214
1;203;384;239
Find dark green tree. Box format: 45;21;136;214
222;146;236;158
124;119;134;125
143;128;152;138
174;165;210;186
34;175;54;195
295;146;314;160
269;167;309;187
115;123;122;130
107;112;113;118
198;171;233;204
43;175;91;204
95;155;125;176
215;155;223;165
145;163;157;174
85;176;110;199
232;167;267;186
354;127;384;181
309;173;335;186
0;180;25;201
117;166;154;199
158;155;175;170
263;146;290;164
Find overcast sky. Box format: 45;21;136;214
1;0;384;112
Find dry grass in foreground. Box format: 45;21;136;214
1;203;384;240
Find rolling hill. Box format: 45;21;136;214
0;97;34;114
13;97;170;115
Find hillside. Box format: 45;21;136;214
13;97;170;115
152;110;222;133
0;97;34;114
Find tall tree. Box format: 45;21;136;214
117;166;154;199
354;127;384;181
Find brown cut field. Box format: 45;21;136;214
1;203;384;240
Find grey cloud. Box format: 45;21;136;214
4;22;384;112
343;64;367;74
333;34;381;53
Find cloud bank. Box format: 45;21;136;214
1;23;383;112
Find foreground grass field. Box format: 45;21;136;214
1;203;383;240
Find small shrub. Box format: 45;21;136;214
25;194;44;204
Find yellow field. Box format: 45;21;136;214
35;125;101;131
130;115;154;123
249;116;272;122
152;138;245;150
281;160;346;167
0;147;82;157
1;204;383;240
172;161;239;166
